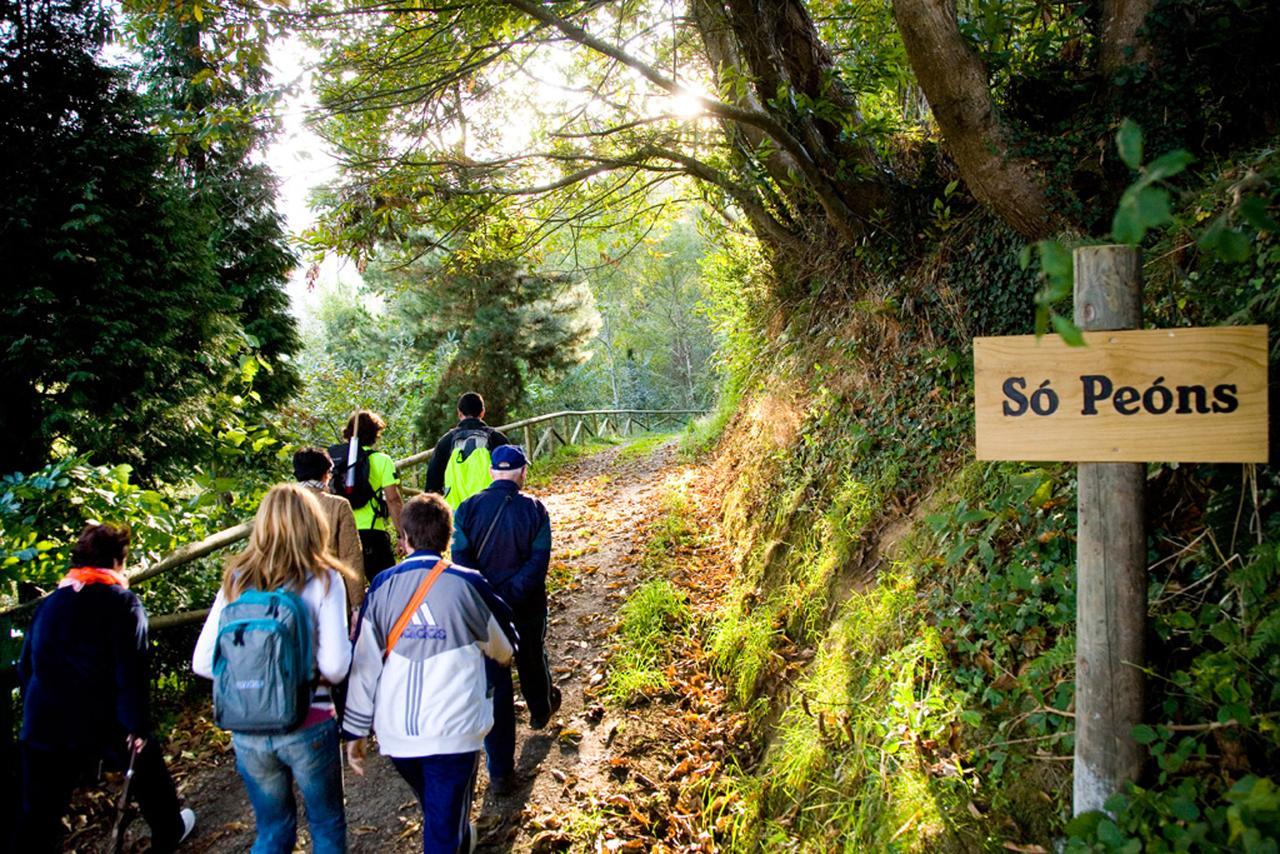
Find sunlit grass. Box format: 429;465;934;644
709;602;778;707
604;578;690;704
680;387;742;459
614;429;676;461
747;562;976;851
524;435;620;489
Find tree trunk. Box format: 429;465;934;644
692;0;903;239
891;0;1062;239
1099;0;1154;75
692;0;805;198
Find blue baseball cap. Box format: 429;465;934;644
491;445;529;470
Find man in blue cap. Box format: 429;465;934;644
451;444;560;795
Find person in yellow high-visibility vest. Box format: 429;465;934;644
424;392;509;510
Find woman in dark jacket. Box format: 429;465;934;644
16;522;196;852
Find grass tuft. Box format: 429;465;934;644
605;578;690;704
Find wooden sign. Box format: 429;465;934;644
974;325;1268;462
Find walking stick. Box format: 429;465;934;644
106;739;142;854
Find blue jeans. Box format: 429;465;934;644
232;717;346;854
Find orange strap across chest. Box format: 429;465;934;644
383;559;449;661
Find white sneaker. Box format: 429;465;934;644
178;808;197;845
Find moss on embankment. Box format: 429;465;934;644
690;154;1280;851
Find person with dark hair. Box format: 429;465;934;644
424;392;510;510
452;445;559;795
331;409;403;579
17;523;196;852
294;446;366;612
343;494;517;854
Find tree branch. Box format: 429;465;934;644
891;0;1062;239
498;0;867;241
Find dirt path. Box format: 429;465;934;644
83;437;723;853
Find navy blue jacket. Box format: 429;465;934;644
18;582;152;750
452;480;551;613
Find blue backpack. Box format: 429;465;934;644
212;588;314;734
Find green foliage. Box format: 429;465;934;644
1066;776;1280;852
690;135;1280;846
566;221;720;413
135;16;301;411
1021;238;1079;342
284;282;453;461
1110;121;1194;245
1052;496;1280;850
0;456;248;626
991;0;1280;236
120;0;291;156
1022;120;1194;344
605;488;697;705
366;255;600;435
0;0;299;479
698;228;774;399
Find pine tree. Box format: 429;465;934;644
0;0;292;476
372;258;600;435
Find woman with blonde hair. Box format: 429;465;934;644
193;483;358;854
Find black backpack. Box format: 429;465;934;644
328;442;387;519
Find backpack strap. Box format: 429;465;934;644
475;493;515;564
383;559;450;661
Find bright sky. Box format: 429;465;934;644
263;35;362;326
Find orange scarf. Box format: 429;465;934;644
59;566;128;590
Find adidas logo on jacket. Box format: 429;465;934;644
342;551;518;757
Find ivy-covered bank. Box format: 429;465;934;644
691;150;1280;850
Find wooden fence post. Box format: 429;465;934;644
1073;245;1147;815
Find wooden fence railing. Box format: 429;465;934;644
0;409;706;627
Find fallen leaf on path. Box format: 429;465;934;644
528;813;562;831
633;771;659;790
665;757;698;780
530;829;572;852
604;794;652;826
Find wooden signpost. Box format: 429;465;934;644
973;245;1269;816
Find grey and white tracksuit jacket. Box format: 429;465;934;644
342;551;517;757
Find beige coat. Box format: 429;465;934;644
305;485;367;610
